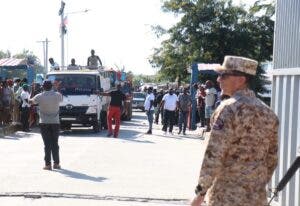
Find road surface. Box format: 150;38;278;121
0;110;208;206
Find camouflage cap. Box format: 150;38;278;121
215;56;258;76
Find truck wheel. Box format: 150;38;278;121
93;119;101;133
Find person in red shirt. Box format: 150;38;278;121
100;84;127;138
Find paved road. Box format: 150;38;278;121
0;110;208;206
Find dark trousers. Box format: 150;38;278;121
155;107;164;124
21;107;30;131
178;111;188;132
146;110;154;131
162;109;175;132
198;107;205;127
40;124;60;166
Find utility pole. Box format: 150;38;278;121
58;1;89;70
59;0;66;70
37;38;50;72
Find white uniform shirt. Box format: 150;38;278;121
144;93;155;110
205;87;217;106
162;93;178;111
21;91;30;108
50;62;60;71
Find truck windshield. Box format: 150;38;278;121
47;74;96;95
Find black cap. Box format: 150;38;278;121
43;80;52;90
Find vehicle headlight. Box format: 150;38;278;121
86;106;97;114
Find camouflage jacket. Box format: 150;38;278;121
198;88;279;206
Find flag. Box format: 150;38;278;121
63;16;68;26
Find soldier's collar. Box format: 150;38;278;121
232;88;255;99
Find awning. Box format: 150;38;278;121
197;63;220;75
0;58;28;70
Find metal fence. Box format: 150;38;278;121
270;0;300;205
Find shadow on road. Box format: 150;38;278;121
118;128;154;144
54;168;107;183
60;129;100;137
0;131;38;140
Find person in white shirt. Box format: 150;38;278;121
204;80;217;131
144;87;155;134
20;84;31;131
160;88;178;135
49;58;60;71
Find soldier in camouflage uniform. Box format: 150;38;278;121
191;56;279;206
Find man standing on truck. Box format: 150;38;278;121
100;84;127;138
49;58;60;71
87;49;103;69
67;58;80;70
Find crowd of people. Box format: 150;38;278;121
142;79;223;136
0;77;42;130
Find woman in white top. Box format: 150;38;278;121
20;84;31;131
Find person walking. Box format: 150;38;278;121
177;87;191;135
144;87;155;134
100;84;126;138
30;80;63;170
20;84;31;132
191;56;279;206
160;88;178;135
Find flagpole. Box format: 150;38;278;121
59;1;65;70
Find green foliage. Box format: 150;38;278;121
0;50;11;59
13;49;45;75
132;74;159;87
150;0;275;95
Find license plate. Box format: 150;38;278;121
61;117;76;121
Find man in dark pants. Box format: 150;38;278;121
177;87;192;135
100;84;127;138
144;87;155;134
154;89;164;124
160;88;178;135
30;80;63;170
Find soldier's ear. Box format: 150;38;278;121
239;76;247;86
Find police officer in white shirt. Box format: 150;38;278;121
160;88;178;135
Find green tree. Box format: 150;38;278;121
0;50;11;59
150;0;274;95
13;49;45;75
